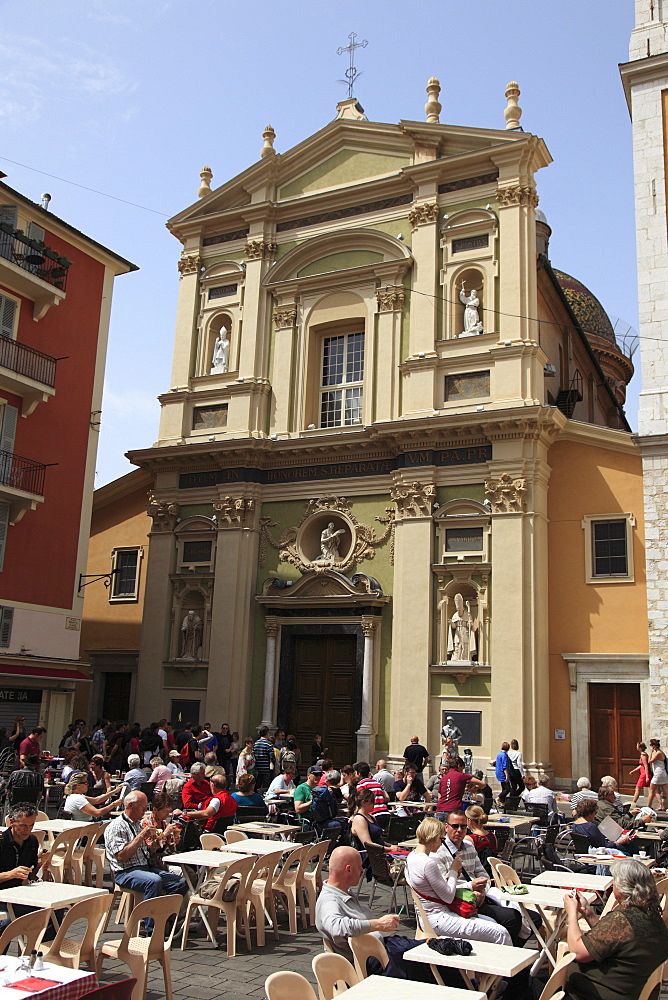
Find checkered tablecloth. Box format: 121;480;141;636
0;968;96;1000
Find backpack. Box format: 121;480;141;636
310;786;339;828
278;747;297;771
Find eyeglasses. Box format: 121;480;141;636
447;823;468;829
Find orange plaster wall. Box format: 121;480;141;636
80;476;150;655
547;439;646;776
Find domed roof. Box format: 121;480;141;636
553;269;617;345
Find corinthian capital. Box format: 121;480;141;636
177;252;202;276
147;496;181;531
408;202;439;229
245;240;278;260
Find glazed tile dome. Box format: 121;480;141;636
553;269;617;345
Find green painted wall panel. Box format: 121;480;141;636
297;251;382;278
279;150;410;199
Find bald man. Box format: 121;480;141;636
316;847;457;985
315;847;399;960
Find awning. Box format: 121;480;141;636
0;664;91;683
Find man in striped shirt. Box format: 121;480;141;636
353;761;389;815
253;727;275;791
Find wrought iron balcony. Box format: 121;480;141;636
0;335;56;388
0;450;46;497
0;223;71;291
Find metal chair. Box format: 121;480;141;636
364;842;411;912
138;782;156;803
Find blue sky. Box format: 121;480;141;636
1;1;639;486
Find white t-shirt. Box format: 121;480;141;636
65;793;93;822
158;729;168;743
265;775;295;801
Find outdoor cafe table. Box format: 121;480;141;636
485;816;534;831
531;870;613;893
166;849;241;893
575;853;655;868
220;838;297;856
34;820;90;835
233;821;300;838
505;885;597;975
0;956;96;1000
342;973;485;1000
0;883;108;932
405;939;535;998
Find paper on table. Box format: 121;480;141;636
598;815;625;842
7;979;61;992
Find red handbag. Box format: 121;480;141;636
413;886;478;919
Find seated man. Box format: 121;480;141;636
203;751;226;780
123;754;148;793
182;773;237;832
6;755;44;802
375;760;396;800
596;786;646;829
0;803;60;938
181;762;212;810
293;765;321;818
315;846;456;985
353;762;389;816
435;810;523;946
394;764;431;817
104;791;187;928
521;774;559;823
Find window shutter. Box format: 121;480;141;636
0;503;10;572
27;222;45;243
0;295;17;340
0;405;18;455
0;205;17;261
0;605;13;646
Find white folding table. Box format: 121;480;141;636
405;939;535;998
342;973;485;1000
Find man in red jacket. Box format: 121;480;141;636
182;774;237;831
181;763;212;810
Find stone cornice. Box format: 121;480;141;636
128;405;573;475
619;51;668;112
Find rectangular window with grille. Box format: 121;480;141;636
109;547;142;601
592;519;628;577
0;606;13;647
319;331;364;428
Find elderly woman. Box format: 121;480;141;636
564;858;668;1000
405;816;511;946
64;772;119;822
140;790;181;864
572;798;636;851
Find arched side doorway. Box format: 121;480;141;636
256;570;390;764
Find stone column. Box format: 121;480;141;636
355;617;376;762
206;491;261;730
260;617;280;729
388;479;435;757
134;498;180;723
375;289;404;423
404;201;440;415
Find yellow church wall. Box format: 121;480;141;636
547;437;646;776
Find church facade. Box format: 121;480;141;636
104;84;645;784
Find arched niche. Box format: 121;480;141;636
440;208;498;339
197;261;244;376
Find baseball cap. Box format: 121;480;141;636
307;765;323;775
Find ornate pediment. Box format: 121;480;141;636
258;495;394;574
257;570;389;608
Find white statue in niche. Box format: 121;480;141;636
459;281;484;336
314;521;346;563
178;609;203;660
447;593;476;662
211;331;230;373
